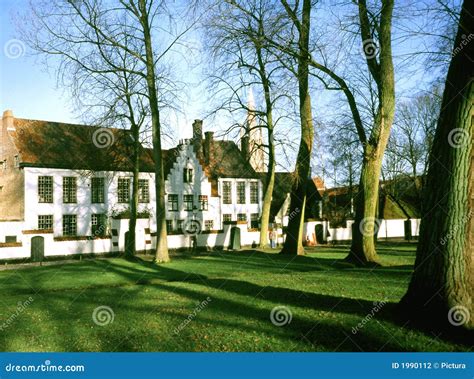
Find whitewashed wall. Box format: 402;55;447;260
218;178;263;227
0;221;23;242
164;142;218;230
0;216;421;261
23;167;156;235
325;219;420;242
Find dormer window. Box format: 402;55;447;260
183;168;193;183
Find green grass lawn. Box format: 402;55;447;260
0;242;470;352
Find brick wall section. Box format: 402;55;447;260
0;111;24;221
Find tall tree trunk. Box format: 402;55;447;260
127;123;140;257
280;94;313;255
345;0;395;265
347;148;383;264
259;125;275;248
280;0;313;255
399;0;473;330
138;0;169;263
257;41;276;249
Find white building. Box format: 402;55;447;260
0;110;266;258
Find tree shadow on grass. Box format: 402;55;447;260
180;249;415;275
1;256;471;352
132;257;472;350
89;258;469;351
1;276;406;352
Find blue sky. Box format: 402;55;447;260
0;0;77;123
0;0;453;174
0;0;209;147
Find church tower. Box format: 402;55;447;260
241;88;266;172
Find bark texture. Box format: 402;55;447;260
138;0;169;263
280;0;314;255
399;0;473;331
126;122;140;257
346;0;395;265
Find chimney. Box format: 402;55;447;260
204;131;214;164
241;135;250;162
192;119;203;157
2;110;15;133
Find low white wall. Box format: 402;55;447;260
111;218;150;252
0;218;421;261
328;221;354;242
0;245;29;259
326;219;420;242
0;221;23;243
45;238;114;257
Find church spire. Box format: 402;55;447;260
242;87;265;172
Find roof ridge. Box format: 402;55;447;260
14;118;131;134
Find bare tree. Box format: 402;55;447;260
273;0;315;255
205;0;294;248
21;0;196;263
296;0;395;264
384;89;441;199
